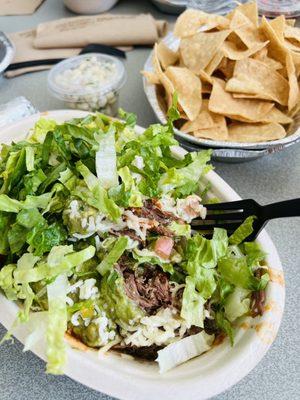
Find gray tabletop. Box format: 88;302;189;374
0;1;300;399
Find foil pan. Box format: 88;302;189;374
0;32;14;76
150;0;187;14
142;33;300;161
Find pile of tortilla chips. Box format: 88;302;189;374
143;1;300;143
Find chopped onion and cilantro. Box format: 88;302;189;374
0;105;269;374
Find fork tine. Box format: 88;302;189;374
192;221;242;231
203;212;245;221
204;200;247;211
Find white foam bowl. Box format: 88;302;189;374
0;110;285;400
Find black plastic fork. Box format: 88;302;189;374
191;199;300;242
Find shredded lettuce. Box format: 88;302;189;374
224;287;251;322
46;273;68;374
76;161;121;221
118;166;143;207
229;216;256;245
16;253;40;322
181;276;205;328
156;331;214;373
95;127;118;189
97;236;128;276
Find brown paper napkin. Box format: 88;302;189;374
0;0;44;15
5;29;80;78
5;14;168;78
34;14;168;48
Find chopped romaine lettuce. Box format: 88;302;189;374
181;276;205;328
156;331;214;373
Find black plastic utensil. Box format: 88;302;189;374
5;43;126;72
191;198;300;241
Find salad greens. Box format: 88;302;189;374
0;106;269;374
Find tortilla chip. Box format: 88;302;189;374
228;105;293;124
257;107;292;124
286;52;300;111
252;47;283;70
230;10;265;48
156;41;178;70
65;333;90;351
222;40;268;60
284;39;300;53
180;30;230;74
218;58;235;79
174;9;229;38
202;81;212;93
286;19;296;27
227;122;286;142
153;44;175;96
260;16;288;63
193;124;228;141
209;78;274;121
165;66;202;121
226;58;289;105
268;16;286;41
181;99;228;140
285;25;300;45
199;69;214;84
205;50;224;75
228;1;259;27
142;70;160;85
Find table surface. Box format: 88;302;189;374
0;1;299;399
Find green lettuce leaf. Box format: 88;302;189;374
46;273;68;374
215;310;234;345
158;150;212;197
28;118;57;143
95;127;118;189
218;256;262;291
224;287;251;322
118;166;143;207
181;276;205;328
97;236;128;276
76;161;121;221
16;253;40;322
168;221;191;238
25;146;35;172
229;216;256;245
132;247;174;274
14;245;95;284
0;264;17;300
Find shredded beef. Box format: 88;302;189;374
132;199;180;224
251;268;267;317
122;266;172;314
204;318;220;335
113;344;162;360
111;229;144;243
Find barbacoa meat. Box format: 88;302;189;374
121;263;172;314
113;343;162;361
130;199;182;237
132;199;180;224
251;268;267;317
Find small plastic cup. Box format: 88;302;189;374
47;53;126;116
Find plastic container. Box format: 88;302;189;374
63;0;119;14
0;97;37;128
257;0;300;18
48;53;126;116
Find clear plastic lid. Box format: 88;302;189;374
186;0;300;17
257;0;300;18
48;53;126;102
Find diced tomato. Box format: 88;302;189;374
154;236;174;259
